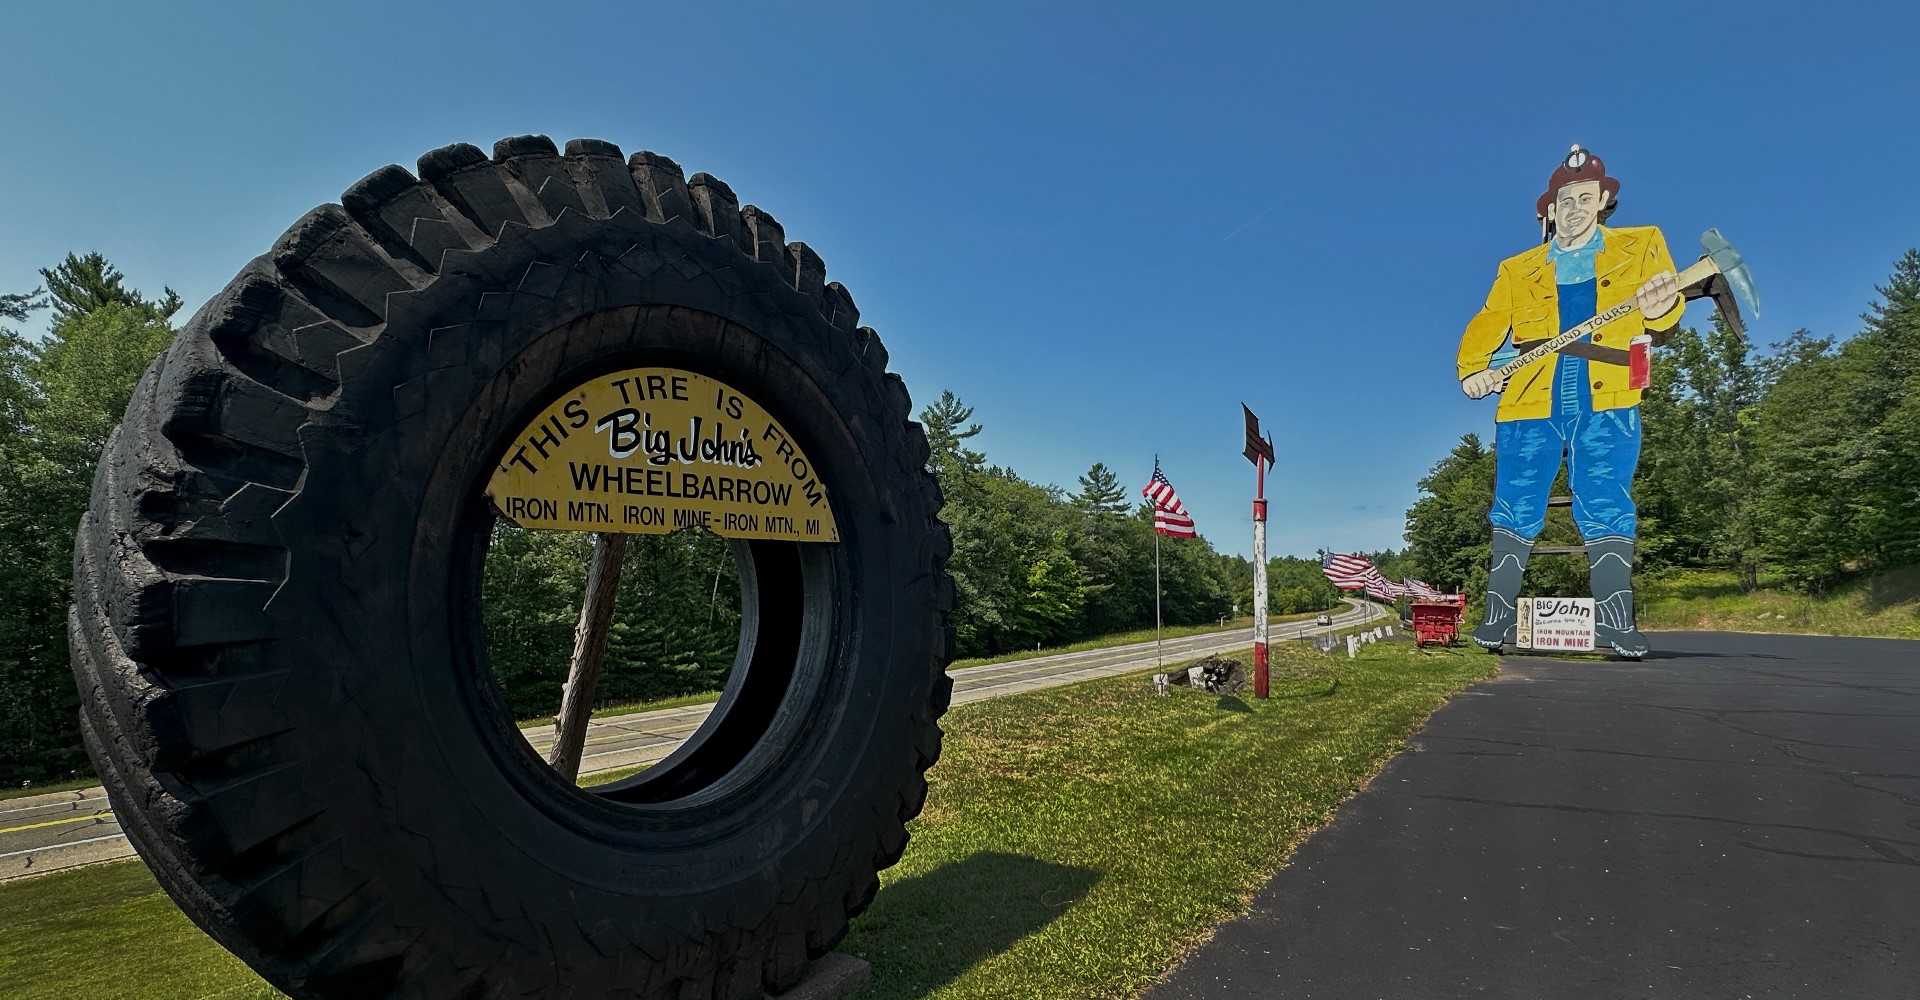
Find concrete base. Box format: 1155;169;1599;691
770;953;870;999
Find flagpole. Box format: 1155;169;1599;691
1155;500;1163;669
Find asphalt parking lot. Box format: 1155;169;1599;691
1150;631;1920;999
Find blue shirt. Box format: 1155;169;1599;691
1546;228;1605;283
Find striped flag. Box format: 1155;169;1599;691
1405;578;1445;600
1364;573;1408;602
1141;465;1197;538
1321;552;1374;588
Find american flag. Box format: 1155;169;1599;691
1321;552;1374;588
1141;465;1197;538
1364;574;1408;602
1405;578;1445;600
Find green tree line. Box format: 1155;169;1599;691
0;255;1333;784
479;526;744;720
1404;249;1920;601
1;255;180;786
918;391;1333;658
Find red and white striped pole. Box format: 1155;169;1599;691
1252;455;1269;699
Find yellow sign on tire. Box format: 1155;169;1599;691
486;367;839;541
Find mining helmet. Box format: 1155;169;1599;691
1536;143;1620;222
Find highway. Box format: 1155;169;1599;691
0;599;1382;881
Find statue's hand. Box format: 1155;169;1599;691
1462;370;1506;400
1635;270;1680;319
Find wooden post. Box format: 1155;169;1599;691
1252;455;1269;699
1240;409;1275;698
549;531;628;782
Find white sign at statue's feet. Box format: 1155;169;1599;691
1527;597;1595;652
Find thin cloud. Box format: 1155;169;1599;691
1222;196;1296;241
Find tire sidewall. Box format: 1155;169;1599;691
265;209;934;970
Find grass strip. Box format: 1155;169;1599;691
0;640;1486;1000
0;860;282;1000
1638;566;1920;640
0;778;100;805
580;762;650;788
513;689;722;730
844;638;1490;998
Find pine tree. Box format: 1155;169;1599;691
598;532;741;706
0;288;44;323
1071;462;1130;518
919;390;984;480
1067;462;1137;634
39;252;181;325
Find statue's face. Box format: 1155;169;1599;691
1549;180;1606;245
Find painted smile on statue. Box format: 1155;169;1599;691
1551;180;1604;248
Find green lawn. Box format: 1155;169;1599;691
845;639;1488;998
0;777;99;804
0;860;281;1000
0;639;1489;1000
1639;565;1920;640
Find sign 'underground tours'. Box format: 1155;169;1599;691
486;367;839;542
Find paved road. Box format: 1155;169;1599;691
0;786;122;878
0;600;1383;881
1149;631;1920;999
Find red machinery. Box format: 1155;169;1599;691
1411;596;1466;648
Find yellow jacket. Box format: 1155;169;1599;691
1457;225;1685;421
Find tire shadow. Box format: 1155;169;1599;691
846;851;1098;998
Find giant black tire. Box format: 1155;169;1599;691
69;136;953;999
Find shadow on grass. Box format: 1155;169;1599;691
849;851;1098;998
1216;695;1253;713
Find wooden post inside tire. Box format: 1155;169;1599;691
550;531;628;782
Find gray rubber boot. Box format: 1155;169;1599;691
1588;535;1648;658
1473;527;1533;649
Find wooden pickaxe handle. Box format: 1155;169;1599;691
1490;254;1720;382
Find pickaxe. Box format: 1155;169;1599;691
1488;229;1760;383
1685;228;1759;339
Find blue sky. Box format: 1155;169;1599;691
3;1;1915;558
